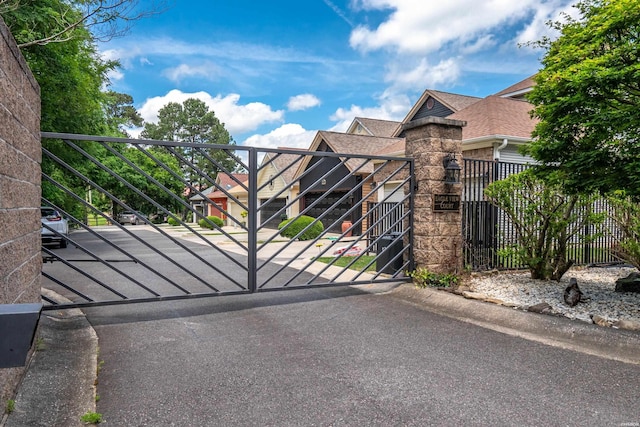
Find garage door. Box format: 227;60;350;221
260;198;286;229
304;192;351;233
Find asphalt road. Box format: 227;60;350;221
86;286;640;426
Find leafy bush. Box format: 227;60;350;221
167;215;180;226
409;268;458;288
198;215;224;229
484;169;604;280
278;215;324;240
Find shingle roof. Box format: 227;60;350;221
262;150;305;184
207;172;248;199
350;117;402;137
494;75;536;98
295;131;403;176
448;96;537;140
429;90;482;111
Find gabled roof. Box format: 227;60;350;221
347;117;402;137
494;74;536;99
294;131;403;177
448;96;537;140
207;172;248;199
398;89;481;134
261;149;306;185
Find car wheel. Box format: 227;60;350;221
60;238;67;249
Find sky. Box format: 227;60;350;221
102;0;577;149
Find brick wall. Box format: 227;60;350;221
0;16;42;406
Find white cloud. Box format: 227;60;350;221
242;123;316;150
162;62;221;83
329;92;411;132
515;1;578;47
138;89;284;136
287;94;322;111
349;0;574;55
384;57;460;94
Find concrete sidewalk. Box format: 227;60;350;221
2;290;97;427
3;283;640;426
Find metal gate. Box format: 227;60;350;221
40;133;414;309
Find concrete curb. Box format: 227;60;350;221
3;289;98;427
387;284;640;365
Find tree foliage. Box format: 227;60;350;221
0;0;167;48
527;0;640;196
484;169;604;280
2;0;159;219
141;98;238;195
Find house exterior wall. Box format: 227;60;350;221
0;16;42;406
256;161;300;223
463;147;493;161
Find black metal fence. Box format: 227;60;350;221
462;158;622;270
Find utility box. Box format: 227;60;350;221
376;232;403;274
0;303;42;368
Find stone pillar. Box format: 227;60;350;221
404;117;465;274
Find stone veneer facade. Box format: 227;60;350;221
403;117;464;274
0;16;42;406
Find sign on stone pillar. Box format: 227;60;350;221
403;117;465;274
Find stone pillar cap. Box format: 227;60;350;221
402;116;467;131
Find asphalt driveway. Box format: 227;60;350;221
85;286;640;426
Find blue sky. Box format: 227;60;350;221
102;0;576;149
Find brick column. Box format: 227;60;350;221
404;117;465;274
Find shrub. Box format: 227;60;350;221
198;215;224;229
484;169;604;280
278;215;324;241
167;215;180;226
409;268;458;288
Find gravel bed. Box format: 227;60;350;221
467;266;640;325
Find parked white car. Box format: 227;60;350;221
41;207;69;248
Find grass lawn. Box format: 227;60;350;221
315;255;377;272
87;216;110;226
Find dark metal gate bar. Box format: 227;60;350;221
40;133;413;309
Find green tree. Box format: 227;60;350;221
141;98;238;196
2;0;154;219
103;145;184;215
1;0;166;48
484;169;604;280
527;0;640;196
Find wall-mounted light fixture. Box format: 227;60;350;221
442;153;462;185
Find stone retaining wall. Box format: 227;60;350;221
0;15;42;408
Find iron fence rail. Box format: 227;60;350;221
40;132;413;309
462;158;623;271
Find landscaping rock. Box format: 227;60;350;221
591;315;612;327
615;272;640;293
462;291;488;301
612;319;640;331
527;302;552;314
